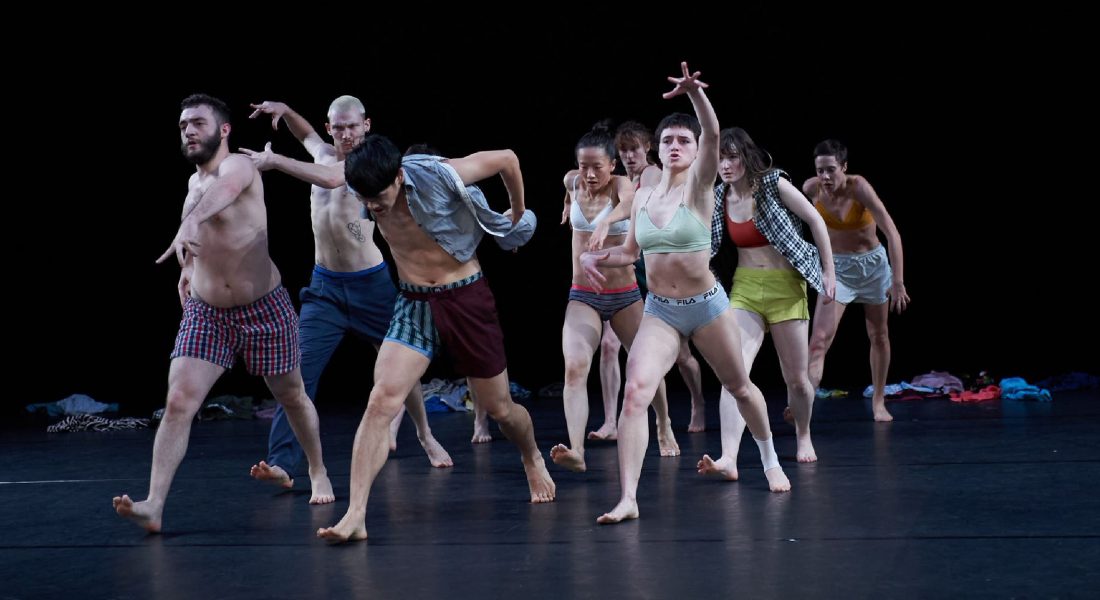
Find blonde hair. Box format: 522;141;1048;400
327;95;366;121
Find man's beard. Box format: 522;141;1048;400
181;131;222;165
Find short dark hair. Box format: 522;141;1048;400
813;139;848;165
345;134;402;198
181;93;231;126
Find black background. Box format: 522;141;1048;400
15;12;1093;414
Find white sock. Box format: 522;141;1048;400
754;435;781;471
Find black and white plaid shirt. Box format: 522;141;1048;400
710;169;825;294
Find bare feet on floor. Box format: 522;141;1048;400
420;435;454;468
317;511;367;544
250;460;294;490
471;418;492;444
587;423;617;441
596;498;639;524
873;403;894;422
688;408;706;433
524;455;556;503
696;454;738;481
796;433;818;463
657;424;680;457
549;443;586;472
765;466;792;492
112;495;162;533
308;471;335;505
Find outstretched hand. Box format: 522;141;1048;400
240;142;277;171
663;61;709;100
249;101;288;131
157;220;200;266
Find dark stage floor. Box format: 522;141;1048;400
2;388;1098;599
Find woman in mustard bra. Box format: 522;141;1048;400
803;139;909;421
706;127;835;470
581;62;790;525
550;122;680;474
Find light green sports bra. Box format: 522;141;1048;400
634;187;711;253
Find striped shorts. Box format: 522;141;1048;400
385;272;508;379
567;284;642;321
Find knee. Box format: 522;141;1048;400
723;383;752;403
621;380;652;417
600;336;621;361
564;357;591;384
164;388;199;420
786;377;814;401
868;329;890;350
808;333;831;357
481;394;514;421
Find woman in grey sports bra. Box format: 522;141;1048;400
551;122;680;475
580;63;791;526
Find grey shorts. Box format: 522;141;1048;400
642;283;729;337
834;245;893;305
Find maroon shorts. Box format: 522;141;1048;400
171;286;301;376
395;273;507;379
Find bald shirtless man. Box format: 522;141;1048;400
241;98;452;495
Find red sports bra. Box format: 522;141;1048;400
726;211;769;248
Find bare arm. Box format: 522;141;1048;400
663;62;719;211
240;142;345;189
802;177;820;198
446;150;524;220
180;155;255;225
158;156;256;265
579;195;643;291
249;101;329;159
776;178;835;300
561;170;576;225
587;176;636;250
855;177;909;312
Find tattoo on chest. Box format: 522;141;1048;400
347;221;366;242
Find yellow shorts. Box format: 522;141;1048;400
729;268;808;326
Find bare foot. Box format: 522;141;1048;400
471;418;492;444
765;466;791;492
112;495;162;533
587;423;617;441
688;408;706;433
523;455;556;503
250;460;295;490
796;433;818;463
549;443;586;472
420;435;454;468
308;471;335;505
873;404;894;422
317;511;367;544
696;454;738;481
596;498;639;524
782;405;794;425
657;424;680;457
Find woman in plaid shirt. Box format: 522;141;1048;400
705;127;835;468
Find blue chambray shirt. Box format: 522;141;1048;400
358;154;537;262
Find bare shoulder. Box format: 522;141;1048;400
563;169;579;189
801;176;820;197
